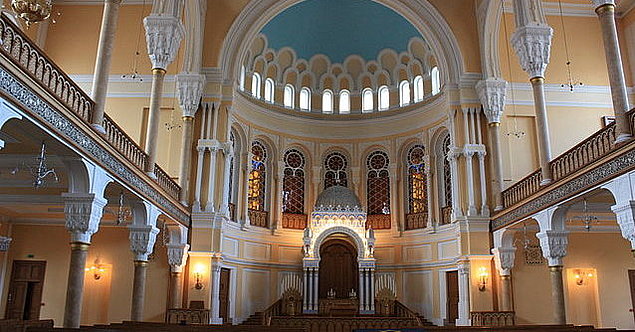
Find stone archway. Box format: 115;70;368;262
318;236;359;300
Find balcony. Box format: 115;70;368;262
0;14;188;225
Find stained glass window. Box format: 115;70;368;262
366;151;391;229
442;134;452;207
407;145;427;214
283;149;306;214
324;152;348;189
248;141;267;211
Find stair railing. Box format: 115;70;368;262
262;298;283;326
393;300;423;326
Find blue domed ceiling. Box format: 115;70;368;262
260;0;422;63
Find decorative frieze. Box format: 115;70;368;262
176;73;205;118
475;78;507;124
63;193;108;244
143;15;185;70
536;230;569;266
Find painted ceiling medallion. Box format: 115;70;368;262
11;0;51;27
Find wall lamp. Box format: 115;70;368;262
193;264;205;290
478;267;489;292
574;270;594;286
85;258;106;280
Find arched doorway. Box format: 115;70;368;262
319;236;358;299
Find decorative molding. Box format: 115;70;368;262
0;67;189;225
536;230;569;266
143;15;185;70
610;200;635;249
176;73;205;118
63;193;108;244
491;247;515;276
167;243;190;272
129;224;160;261
511;25;553;79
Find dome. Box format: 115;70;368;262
315;186;361;209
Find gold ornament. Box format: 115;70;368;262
11;0;52;27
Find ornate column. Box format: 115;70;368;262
91;0;123;133
511;0;554;185
536;230;569;324
143;14;185;176
388;163;399;233
241;152;252;229
62;193;107;328
456;259;471;326
463;149;477;216
176;73;205;205
592;0;632;143
219;142;235;219
206;146;219;212
448;147;462;218
167;243;188;309
193;146;206;211
476;151;488;216
492;246;516;311
476;78;507;211
209;254;223;324
274;160;285;231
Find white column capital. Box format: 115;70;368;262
536;230;569;266
611;200;635;250
167;243;189;272
63;193;108;244
492;247;516;276
592;0;615;9
143;14;185;70
511;24;553;79
176;73;205;118
476;78;507;124
129;224;160;261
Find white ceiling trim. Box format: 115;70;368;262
503;0;596;18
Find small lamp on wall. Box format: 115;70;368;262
574;270;594;286
85;258;106;280
193;264;205;290
477;267;488;292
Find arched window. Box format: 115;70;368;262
413;75;424;102
251;72;261;98
282;149;307;229
339;90;351;114
378;85;389;111
440;134;453;225
248;141;268;227
284;84;295;108
264;78;275;103
228;131;239;222
300;87;311;111
366;151;391;229
322;89;333;114
239;66;246;91
399;80;410;107
324;152;348;189
362;88;373;113
406;145;428;230
431;67;440;95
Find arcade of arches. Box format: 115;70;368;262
3;0;635;331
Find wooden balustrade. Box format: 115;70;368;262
154;164;181;201
502;170;542;208
405;212;427;230
262;299;283;325
249;209;269;228
393;300;424;326
440;206;452;225
103;114;148;171
166;308;211;325
282;213;307;229
470;311;515;327
367;214;391;229
0;15;94;123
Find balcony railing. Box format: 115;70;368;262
249;209;268;228
367;214;391;229
0;14;182;202
470;311;515;326
405;212;427;230
440;206;452;225
282;213;307;229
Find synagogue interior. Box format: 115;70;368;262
1;0;635;331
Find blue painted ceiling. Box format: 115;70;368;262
260;0;422;63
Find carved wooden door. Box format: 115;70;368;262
446;270;459;325
319;239;358;299
219;268;230;322
5;260;46;320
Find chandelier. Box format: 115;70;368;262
11;141;58;188
568;198;598;231
11;0;52;27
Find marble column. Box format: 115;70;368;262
90;0;123;133
477;151;488;216
176;73;205;205
129;223;160;321
456;260;471;326
476;78;507;211
537;230;569;325
193;146;206;211
206;147;219;212
62;193;108;328
169;271;183;309
492;246;516;312
209;256;223;324
464;150;477;216
511;0;554;185
167;242;188;309
593;0;632;143
143;14;185;175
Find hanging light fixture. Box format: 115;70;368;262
121;0;145;83
10;0;51;27
568;198;599;231
12;141;58;188
115;191;132;225
557;0;583;93
501;1;525;140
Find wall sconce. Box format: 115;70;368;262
85;258;106;280
193;264;205;290
478;267;488;292
574;270;594;286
